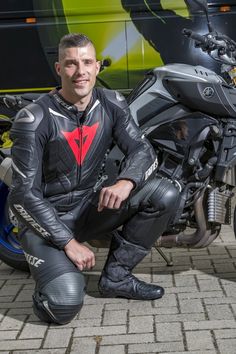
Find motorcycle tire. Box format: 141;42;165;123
233;204;236;239
0;201;29;272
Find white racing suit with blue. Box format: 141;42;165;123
9;87;179;324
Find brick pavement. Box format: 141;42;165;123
0;225;235;353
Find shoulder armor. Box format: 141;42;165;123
101;88;128;110
12;103;44;132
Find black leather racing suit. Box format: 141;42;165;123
9;87;179;324
9;87;158;249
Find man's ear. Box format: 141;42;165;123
55;62;61;76
96;61;101;75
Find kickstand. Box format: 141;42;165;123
154;246;173;267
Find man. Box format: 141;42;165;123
9;33;179;325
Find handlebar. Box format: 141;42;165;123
182;29;208;46
0;93;43;111
182;28;236;66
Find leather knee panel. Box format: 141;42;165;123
33;272;85;324
148;178;180;213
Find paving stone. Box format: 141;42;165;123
102;310;127;326
186;330;214;350
155;313;205;323
214;328;236;339
204;296;236;305
178;291;224;299
78;304;104;319
198;279;222;292
74;325;126;337
0;302;32;309
13;351;66;354
128;341;184;353
0;330;18;340
217;338;236;354
0;340;42;350
153;294;177;307
130;306;178;316
43;328;73;349
214;263;236;273
7;308;34;316
184;320;236;330
70;337;97;354
179;299;204;313
14;290;33;302
129;316;153;333
99;345;125;354
19;322;48;339
206;304;235;320
105;301;152;311
174;275;197;287
155;322;182;342
0;315;26;330
97;333;154;345
0;285;22;297
71;318;101;328
166;286;199;294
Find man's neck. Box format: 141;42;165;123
59;89;92;112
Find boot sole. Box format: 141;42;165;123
99;288;164;300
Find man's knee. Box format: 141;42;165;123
33;272;85;325
148;178;179;213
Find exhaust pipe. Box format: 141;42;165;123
156;194;219;249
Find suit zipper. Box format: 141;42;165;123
76;109;84;185
78;123;83;184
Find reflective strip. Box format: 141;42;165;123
49;108;69;120
88;99;100;114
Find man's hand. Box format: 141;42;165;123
64;239;95;271
98;179;134;212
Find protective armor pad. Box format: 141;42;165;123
13;103;44;132
102;88;128;111
33;272;85;324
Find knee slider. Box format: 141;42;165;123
148;178;179;213
33;272;85;324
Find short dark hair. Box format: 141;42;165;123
58;33;95;59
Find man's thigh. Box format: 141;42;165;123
72;203;128;242
18;229;78;290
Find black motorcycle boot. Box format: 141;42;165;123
98;231;164;300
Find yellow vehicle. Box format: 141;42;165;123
1;0;236;94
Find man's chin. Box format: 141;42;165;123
74;88;92;100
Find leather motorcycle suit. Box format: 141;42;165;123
9;87;179;324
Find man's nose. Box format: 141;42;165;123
75;62;85;75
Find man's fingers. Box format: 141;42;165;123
112;196;122;209
77;262;84;271
101;189;112;207
99;188;122;210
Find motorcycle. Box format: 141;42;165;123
1;0;236;271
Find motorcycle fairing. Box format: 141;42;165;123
146;111;218;180
158;64;236;117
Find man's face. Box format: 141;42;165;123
55;44;100;103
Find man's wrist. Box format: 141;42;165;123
116;179;135;190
